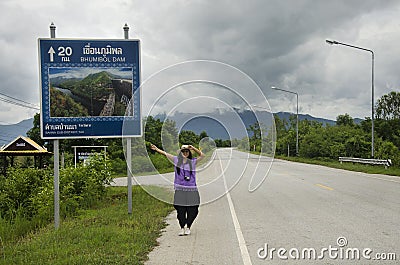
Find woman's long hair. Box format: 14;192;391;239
176;150;193;176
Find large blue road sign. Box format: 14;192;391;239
38;39;141;139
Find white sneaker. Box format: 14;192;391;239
184;228;191;235
179;228;185;236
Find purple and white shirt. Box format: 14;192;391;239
173;156;198;191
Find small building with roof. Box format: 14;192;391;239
0;135;51;175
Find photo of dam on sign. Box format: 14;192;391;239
49;67;135;117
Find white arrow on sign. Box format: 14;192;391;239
48;46;55;62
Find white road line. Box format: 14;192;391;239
359;174;400;184
217;151;252;265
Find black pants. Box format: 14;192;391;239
174;205;199;229
173;190;200;228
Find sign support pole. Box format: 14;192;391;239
124;23;133;215
54;139;60;229
74;146;77;168
127;137;132;214
50;22;60;229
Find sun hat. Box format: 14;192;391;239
180;145;190;150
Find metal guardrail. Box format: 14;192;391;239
339;157;392;169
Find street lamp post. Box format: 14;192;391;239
272;86;299;156
326;39;375;158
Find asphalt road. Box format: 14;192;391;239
113;148;400;265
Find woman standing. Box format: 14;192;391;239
150;144;205;236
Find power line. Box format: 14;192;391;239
0;92;39;107
0;96;40;110
0;92;40;110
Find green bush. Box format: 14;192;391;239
110;158;127;175
132;156;156;174
0;168;50;220
149;154;174;173
0;153;112;242
59;153;112;213
375;139;400;166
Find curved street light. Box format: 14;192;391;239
326;39;375;158
271;86;299;156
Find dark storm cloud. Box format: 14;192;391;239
0;0;399;122
134;0;399;119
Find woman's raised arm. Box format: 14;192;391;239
150;144;174;161
188;145;205;162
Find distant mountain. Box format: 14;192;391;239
50;76;82;86
275;112;336;126
0;118;34;147
50;71;126;87
353;117;364;124
83;71;125;80
1;111;364;146
156;110;365;140
275;112;363;126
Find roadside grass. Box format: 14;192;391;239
244;149;400;176
0;186;173;265
0;212;44;245
275;155;400;177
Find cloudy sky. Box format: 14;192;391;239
0;0;399;125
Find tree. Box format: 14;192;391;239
336;113;354;127
274;115;287;139
50;87;89;117
160;119;179;151
162;119;179;139
344;134;370;158
374;119;400;148
26;113;43;146
179;130;199;146
214;139;231;147
247;122;261;141
144;116;163;147
374;92;400;148
247;122;262;152
375;91;400;120
199;131;209;140
375;138;400;166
